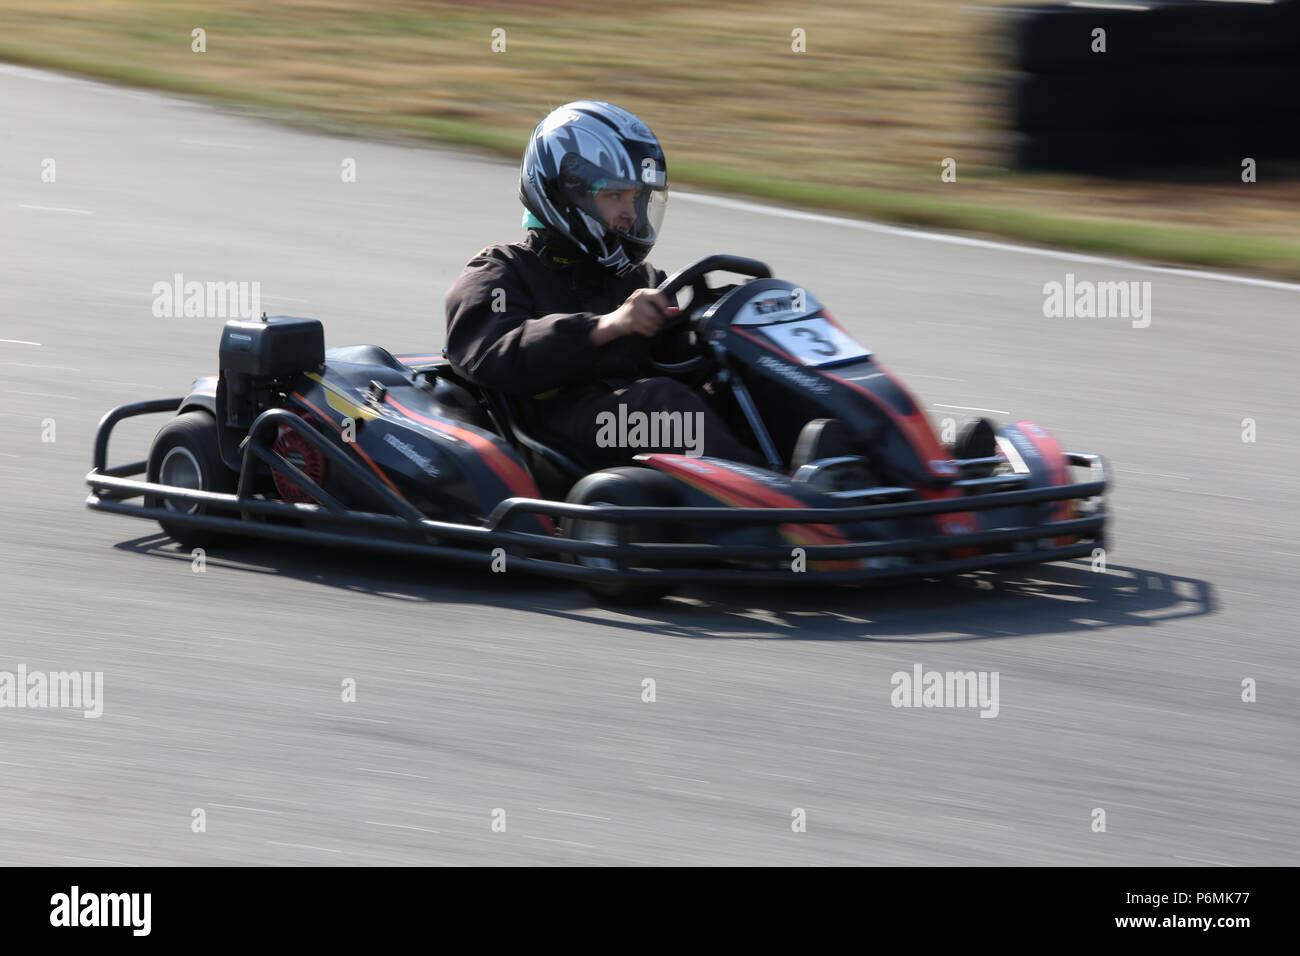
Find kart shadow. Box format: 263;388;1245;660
655;563;1216;643
114;533;1214;643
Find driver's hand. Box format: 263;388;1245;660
591;289;679;346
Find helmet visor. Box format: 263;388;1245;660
559;154;667;247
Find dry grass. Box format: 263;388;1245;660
3;0;1298;275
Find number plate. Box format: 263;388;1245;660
760;317;871;366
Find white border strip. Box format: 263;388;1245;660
674;191;1300;293
4;62;1292;294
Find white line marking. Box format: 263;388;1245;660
536;807;611;821
0;63;77;82
208;802;283;814
675;191;1300;293
0;339;41;346
364;820;442;834
267;841;341;853
808;748;878;760
17;204;92;215
939;815;1016;830
65;856;139;867
746;770;817;784
401;668;481;681
933;403;1010;416
1114;467;1191;480
1173;855;1232;867
234;793;313;807
354;767;431;780
181;139;252;150
645;785;725;801
8;390;79;399
915;320;971;329
313;712;390;724
6;363;80;371
519;835;598;850
636;771;711;784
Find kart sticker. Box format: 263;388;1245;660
761;317;871;367
732;288;820;325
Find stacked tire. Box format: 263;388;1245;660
1006;1;1300;172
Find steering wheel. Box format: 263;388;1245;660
646;255;772;374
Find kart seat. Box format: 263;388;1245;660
420;359;592;496
480;390;591;495
324;344;411;373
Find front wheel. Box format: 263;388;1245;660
561;467;683;605
145;410;238;549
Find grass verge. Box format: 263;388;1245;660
2;0;1297;280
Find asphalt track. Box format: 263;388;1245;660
1;64;1297;866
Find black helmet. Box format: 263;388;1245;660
519;101;667;276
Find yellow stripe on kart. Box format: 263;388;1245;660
304;371;382;422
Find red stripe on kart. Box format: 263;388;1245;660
639;455;844;542
829;361;950;471
638;455;856;568
384;395;553;532
836;362;982;548
732;328;952;478
732;328;976;545
1015;420;1076;544
733;326;788;356
292;392;408;500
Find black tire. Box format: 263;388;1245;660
790;417;861;470
145;410;238;549
561;466;682;605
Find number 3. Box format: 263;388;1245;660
791;326;837;356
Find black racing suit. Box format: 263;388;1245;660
444;228;762;467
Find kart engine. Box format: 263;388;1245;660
217;315;325;432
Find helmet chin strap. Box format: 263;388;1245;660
596;244;635;276
567;206;636;275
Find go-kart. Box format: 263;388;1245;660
85;254;1109;603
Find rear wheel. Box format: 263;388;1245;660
145;410;237;549
562;467;682;605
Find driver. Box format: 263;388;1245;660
444;100;762;467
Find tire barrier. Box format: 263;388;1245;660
1006;0;1300;172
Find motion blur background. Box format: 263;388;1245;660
1;0;1298;276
